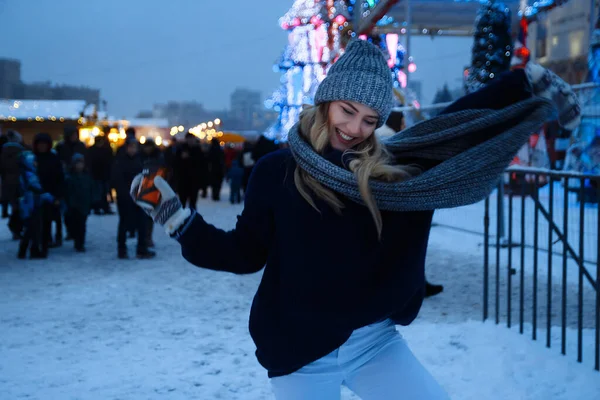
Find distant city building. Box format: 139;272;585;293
0;58;100;105
528;0;592;83
230;88;262;130
139;89;277;134
152;101;223;128
0;59;21;99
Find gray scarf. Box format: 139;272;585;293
287;97;555;211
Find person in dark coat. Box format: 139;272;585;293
55;125;87;168
0;130;24;238
251;135;279;163
227;159;244;204
87;135;115;215
65;153;93;252
111;137;155;259
118;128;138;238
33;132;65;255
207;138;225;201
140;138;166;248
174;133;207;209
17;151;55;259
53;125;85;242
115;127;137;158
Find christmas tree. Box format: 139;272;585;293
465;1;513;93
264;0;356;141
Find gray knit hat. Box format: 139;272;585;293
314;39;393;128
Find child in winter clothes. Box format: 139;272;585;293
227;159;244;204
65;153;93;252
17;151;54;259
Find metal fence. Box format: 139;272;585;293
422;83;599;266
483;169;600;371
401;83;600;371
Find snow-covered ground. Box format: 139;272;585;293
1;192;599;399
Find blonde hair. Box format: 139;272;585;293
294;104;420;238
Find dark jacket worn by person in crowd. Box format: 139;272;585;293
1;131;24;235
33;132;65;252
227;159;244;204
0;131;24;207
111;141;142;206
33;133;65;200
55;125;86;169
87;136;114;183
65;154;93;217
87;135;115;214
174;135;207;207
207;139;225;201
111;138;153;258
141;139;165;170
65;153;93;251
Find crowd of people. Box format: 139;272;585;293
0;126;280;259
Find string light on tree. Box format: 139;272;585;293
266;0;350;141
465;0;512;93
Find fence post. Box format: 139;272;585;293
484;196;490;321
596;179;600;371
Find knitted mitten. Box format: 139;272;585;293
130;175;191;234
525;63;581;131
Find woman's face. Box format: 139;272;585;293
327;100;379;151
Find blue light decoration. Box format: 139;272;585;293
465;1;512;93
265;0;357;141
588;15;600;85
518;0;567;22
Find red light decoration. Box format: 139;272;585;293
515;46;531;60
310;15;322;27
334;15;346;25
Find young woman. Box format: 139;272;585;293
131;40;579;399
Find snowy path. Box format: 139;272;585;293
1;195;599;399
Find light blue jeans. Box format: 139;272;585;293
270;319;450;400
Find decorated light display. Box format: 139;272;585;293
265;1;418;141
511;16;530;68
588;14;600;85
465;1;512;93
519;0;570;21
265;0;359;141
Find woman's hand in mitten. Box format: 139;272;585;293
525;63;581;131
130;174;191;234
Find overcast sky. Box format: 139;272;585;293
0;0;472;118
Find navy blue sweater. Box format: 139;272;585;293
174;69;534;378
176;149;433;377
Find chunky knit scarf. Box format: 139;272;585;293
287;96;555;211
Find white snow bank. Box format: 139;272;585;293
0;193;598;399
